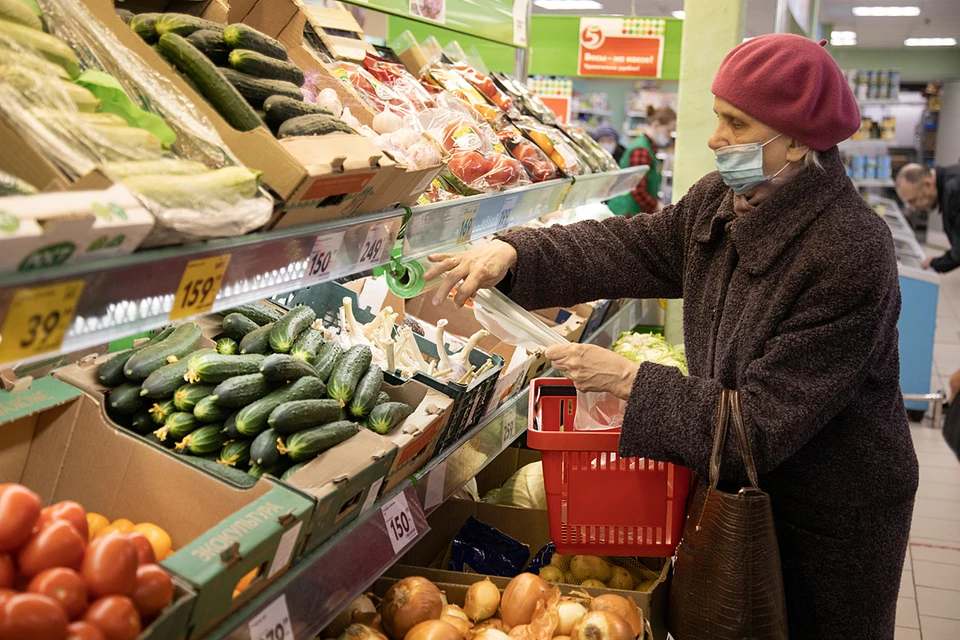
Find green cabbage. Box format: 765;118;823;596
612;332;688;375
496;462;546;509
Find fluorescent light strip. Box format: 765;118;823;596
533;0;603;9
831;30;857;46
852;6;920;17
904;37;957;46
672;10;685;19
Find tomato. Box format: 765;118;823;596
484;156;522;188
36;503;88;542
448;151;491;186
0;593;68;640
513;142;541;162
28;568;88;620
82;597;141;640
521;157;557;183
17;520;86;578
80;534;137;599
107;520;133;534
0;588;17;608
84;515;109;542
130;565;173;620
125;533;155;566
0;484;42;552
66;621;106;640
129;524;170;561
0;553;14;589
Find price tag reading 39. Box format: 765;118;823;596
497;195;519;230
455;203;481;245
0;280;84;362
358;224;390;270
170;254;231;320
301;231;346;287
382;492;418;554
248;595;294;640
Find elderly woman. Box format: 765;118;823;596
427;35;917;638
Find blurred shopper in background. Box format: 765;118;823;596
593;124;625;163
896;163;960;271
607;106;677;216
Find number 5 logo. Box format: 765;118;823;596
580;24;604;50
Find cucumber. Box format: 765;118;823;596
107;382;145;416
218;440;252;467
248;459;291;479
156;33;264;132
124;323;202;381
225;302;284;326
130;13;160;44
146;431;175;449
278;114;354;139
268;399;341;434
154;411;198;443
239;323;274;354
211;373;275;408
223;412;242;439
148;399;176;425
222;313;259;341
263;95;333;130
376;391;391;406
290;329;324;363
216;338;238;355
189;455;257;487
219;68;303;110
130;410;156;436
0;20;79;79
222;24;287;60
175;424;225;455
367;402;414;435
116;8;134;24
260;353;318;382
186;29;230;65
121;167;260;209
185;353;265;384
155;13;224;37
327;345;372;406
235;376;327;437
98;327;175;387
0;0;43;30
194;395;233;423
229;49;304;86
140;347;215;398
313;342;344;382
348;364;383;419
280;461;309;482
278;421;358;462
173;383;216;412
250;428;282;467
269;306;316;353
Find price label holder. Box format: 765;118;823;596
358;224;391;270
382;492;418;554
0;280;84;363
423;460;448;512
170;254;231;321
248;594;294;640
301;231;346;287
501;408;519;448
497;195;520;230
455;203;481;245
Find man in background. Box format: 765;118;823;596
896;163;960;272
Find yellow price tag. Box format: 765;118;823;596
455;204;480;245
170;254;231;321
0;280;84;362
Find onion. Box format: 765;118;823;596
508;626;528;639
570;611;633;640
590;595;642;638
472;620;508;636
441;614;473;639
442;606;470;622
555;602;587;637
464;578;501;622
473;630;511;640
340;624;389;640
382;577;444;640
355;612;386;633
555;637;570;640
405;620;463;640
327;595;377;636
501;574;549;628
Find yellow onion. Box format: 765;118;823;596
501;574;549;628
554;601;587;637
442;614;474;639
570;611;633;640
555;637;570;640
472;620;509;636
340;624;389;640
473;630;511;640
405;619;463;640
382;577;444;640
464;578;501;622
508;626;529;639
327;595;378;636
355;612;387;634
442;606;470;622
590;595;642;638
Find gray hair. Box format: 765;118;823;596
804;149;822;170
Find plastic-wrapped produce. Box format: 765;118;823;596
424;63;504;125
496;125;560;183
560;123;619;172
513;117;585;177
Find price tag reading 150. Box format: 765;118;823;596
170;254;231;321
357;224;390;270
382;492;418;554
301;231;346;287
0;280;84;363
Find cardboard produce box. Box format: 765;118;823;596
0;376;314;639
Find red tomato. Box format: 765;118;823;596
36;503;88;541
130;565;173;620
28;568;88;620
0;553;14;589
82;597;141;640
80;534;137;599
0;593;68;640
521;157;557;183
17;520;86;578
484;156;522;188
66;621;106;640
0;484;42;552
513;142;541;162
0;588;17;608
448;151;491;186
124;533;155;566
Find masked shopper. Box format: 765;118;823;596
593;124;626;163
606;106;677;215
426;34;917;638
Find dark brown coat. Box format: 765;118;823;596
501;147;918;638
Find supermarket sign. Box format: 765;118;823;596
577;17;666;78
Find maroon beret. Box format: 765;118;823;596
711;34;861;151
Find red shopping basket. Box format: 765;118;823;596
526;378;691;557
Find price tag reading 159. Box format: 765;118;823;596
170;254;231;321
382;492;418;554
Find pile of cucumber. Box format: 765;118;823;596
97;300;414;486
124;11;353;139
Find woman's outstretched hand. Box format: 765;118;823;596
424;240;519;307
545;344;640;400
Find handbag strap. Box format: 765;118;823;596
708;389;731;489
708;389;761;490
729;390;761;490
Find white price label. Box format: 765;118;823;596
501;409;519;448
423;460;447;511
361;477;385;514
513;0;529;46
248;595;294;640
455;203;481;245
497;195;519;229
358;224;390;269
301;231;345;286
382;492;418;554
267;521;302;580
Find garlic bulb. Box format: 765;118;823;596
373;110;403;135
317;88;343;117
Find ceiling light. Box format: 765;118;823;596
672;10;685;19
533;0;603;9
852;6;920;17
904;37;957;46
831;30;857;46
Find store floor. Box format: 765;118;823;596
898;254;960;639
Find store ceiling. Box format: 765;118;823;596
531;0;960;49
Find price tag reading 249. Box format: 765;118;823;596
382;492;418;554
357;224;390;270
170;254;231;321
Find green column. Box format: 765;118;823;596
664;0;746;346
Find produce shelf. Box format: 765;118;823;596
852;178;896;188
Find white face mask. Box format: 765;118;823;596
714;133;791;194
651;131;672;147
599;141;618;154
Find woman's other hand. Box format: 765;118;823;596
545;344;640;400
424;240;518;307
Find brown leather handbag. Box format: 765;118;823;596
667;389;788;639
